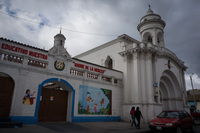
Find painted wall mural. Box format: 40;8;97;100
78;85;112;115
22;89;36;105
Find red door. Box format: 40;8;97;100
38;87;68;122
0;76;14;117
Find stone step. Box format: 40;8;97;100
0;117;23;128
0;121;23;128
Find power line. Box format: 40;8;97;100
0;11;117;37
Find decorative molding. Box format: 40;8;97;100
54;60;65;71
137;19;166;31
133;52;138;60
118;34;140;44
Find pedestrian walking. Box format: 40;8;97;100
130;106;137;128
135;107;143;129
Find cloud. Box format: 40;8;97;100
185;74;200;90
0;0;200;90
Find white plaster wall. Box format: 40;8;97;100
0;40;124;121
0;62;48;116
155;57;184;91
76;41;125;72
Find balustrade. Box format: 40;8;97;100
28;59;47;68
87;73;98;79
70;69;83;76
0;52;23;64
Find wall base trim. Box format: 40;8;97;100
72;116;121;123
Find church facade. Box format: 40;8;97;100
0;8;188;124
75;8;189;122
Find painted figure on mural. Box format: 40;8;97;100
86;105;91;114
22;89;36;105
130;106;137;128
100;98;104;106
135;107;143;129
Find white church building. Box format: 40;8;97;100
0;8;189;124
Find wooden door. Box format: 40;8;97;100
0;76;14;117
38;87;68;122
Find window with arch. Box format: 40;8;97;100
105;56;113;69
143;32;152;43
157;32;163;46
148;36;152;43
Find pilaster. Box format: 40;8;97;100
146;52;154;103
123;54;131;103
140;52;147;103
131;52;139;103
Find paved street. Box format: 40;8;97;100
0;120;200;133
0;121;149;133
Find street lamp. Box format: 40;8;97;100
190;74;196;109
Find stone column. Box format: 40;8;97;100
140;52;147;103
131;52;139;103
123;54;131;103
153;28;157;45
146;52;154;103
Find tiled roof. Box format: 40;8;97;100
0;37;48;52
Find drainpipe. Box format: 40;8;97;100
190;74;196;109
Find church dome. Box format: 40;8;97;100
137;7;165;32
146;8;154;15
137;7;166;47
139;8;162;23
54;33;66;39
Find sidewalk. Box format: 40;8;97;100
0;121;149;133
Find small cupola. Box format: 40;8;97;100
54;30;66;47
49;31;71;58
137;6;166;47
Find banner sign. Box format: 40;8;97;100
1;43;47;60
73;61;106;74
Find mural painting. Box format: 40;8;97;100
78;85;111;115
22;89;36;105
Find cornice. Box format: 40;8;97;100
74;38;120;58
119;44;187;70
140;13;161;22
157;52;187;70
137;19;166;31
119;47;157;57
118;34;140;44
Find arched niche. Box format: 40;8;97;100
105;56;113;69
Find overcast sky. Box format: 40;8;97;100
0;0;200;90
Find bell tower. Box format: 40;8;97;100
137;6;166;47
49;30;71;58
54;29;66;48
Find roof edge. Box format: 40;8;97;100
0;37;48;52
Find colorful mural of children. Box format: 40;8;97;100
94;103;98;113
22;89;36;105
78;85;111;115
86;105;91;114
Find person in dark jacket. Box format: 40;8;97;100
135;107;143;129
130;106;136;128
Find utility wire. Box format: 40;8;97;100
0;11;117;37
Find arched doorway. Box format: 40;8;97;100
159;70;182;110
37;79;74;122
0;72;14;117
